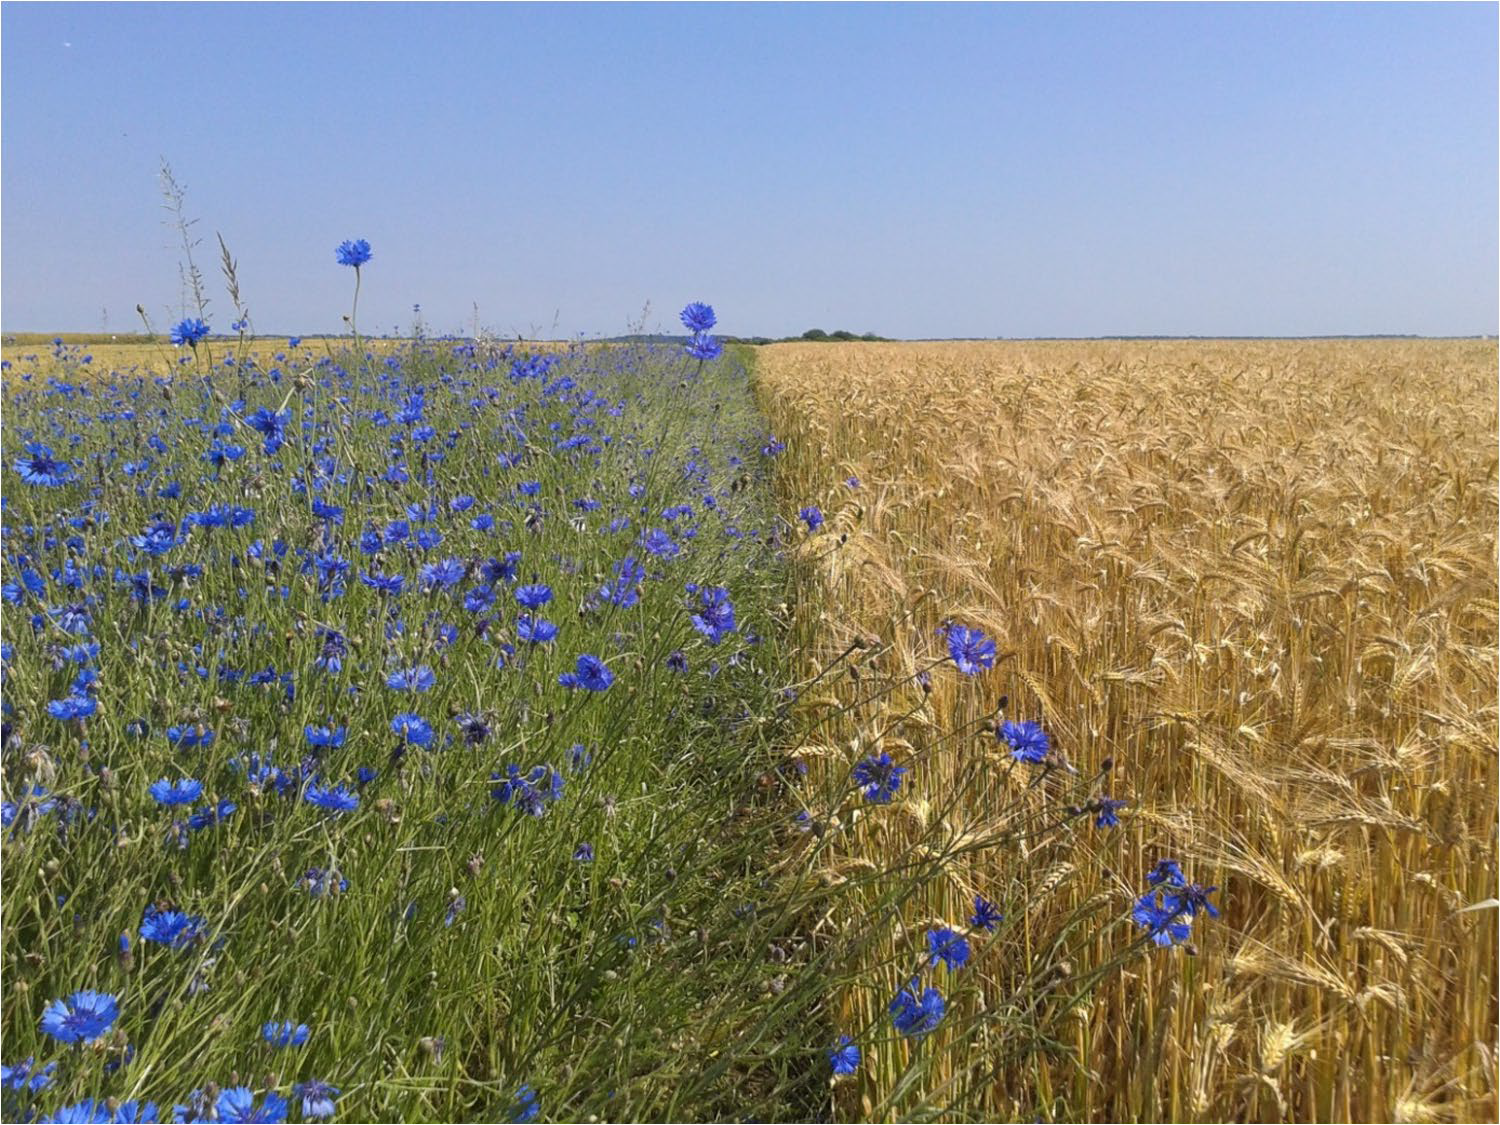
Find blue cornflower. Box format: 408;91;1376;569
640;528;679;559
132;518;182;555
39;990;119;1044
851;752;907;804
464;584;496;613
47;695;96;721
504;1085;538;1124
444;713;487;748
165;725;214;749
599;556;645;607
14;443;73;487
303;782;359;814
335;238;372;267
203;441;246;469
828;1036;860;1075
970;894;1003;932
926;926;971;971
680;302;717;332
39;1098;159;1122
149;778;203;806
1094;796;1129;827
262;1020;311;1047
1;786;56;832
359;570;405;596
246;408;290;454
515;582;554;609
314;629;348;673
170;318;210;347
304;724;346;749
190;504;256;530
799;505;824;532
2;1056;55;1092
215;1086;289;1123
573;841;594;862
1165;880;1220;920
140;904;205;949
689;585;736;644
187;799;237;831
385;664;436;692
482;552;523;584
122;566;165;601
419;558;466;590
889;979;945;1037
1132;890;1193;947
944;623;996;676
1134;858;1217;944
1147;859;1186;887
311;500;344;524
560;652;614;692
685;332;722;361
52;602;93;635
292;1081;339;1120
391;712;434;747
999;719;1050;764
491;764;565;816
517;614;559;645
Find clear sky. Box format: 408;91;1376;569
2;2;1495;338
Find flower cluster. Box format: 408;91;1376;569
1132;860;1219;948
681;301;722;363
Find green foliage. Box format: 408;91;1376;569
0;343;837;1121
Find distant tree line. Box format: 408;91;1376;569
799;329;886;341
723;329;889;345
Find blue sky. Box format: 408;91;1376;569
2;3;1495;338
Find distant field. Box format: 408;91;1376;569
0;336;591;378
1;336;414;376
756;339;1499;1122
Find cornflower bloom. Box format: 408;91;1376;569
926;926;971;971
998;719;1050;764
851;753;907;804
889;979;945;1037
944;623;996;675
828;1036;860;1075
39;990;118;1044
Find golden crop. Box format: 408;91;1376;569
756;339;1498;1122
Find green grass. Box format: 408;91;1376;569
1;340;846;1122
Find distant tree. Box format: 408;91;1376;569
801;329;828;341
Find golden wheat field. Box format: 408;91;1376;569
756;339;1498;1123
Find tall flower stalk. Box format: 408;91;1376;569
336;238;372;362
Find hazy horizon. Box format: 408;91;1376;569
3;3;1496;339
